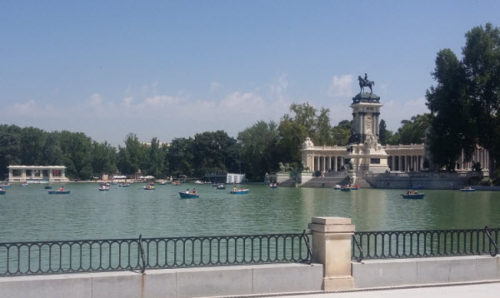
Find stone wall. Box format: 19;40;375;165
0;263;323;298
364;172;476;189
352;255;500;288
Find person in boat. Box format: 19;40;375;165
185;188;190;193
192;188;197;194
60;186;64;191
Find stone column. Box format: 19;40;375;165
327;156;331;171
309;217;355;291
333;156;337;172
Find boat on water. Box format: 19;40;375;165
333;184;341;190
44;185;52;189
179;191;199;199
230;188;249;194
98;184;110;191
0;184;11;188
269;183;278;188
460;186;476;192
118;183;131;187
350;184;360;190
0;187;5;195
216;183;226;190
340;186;351;192
48;187;70;195
401;190;424;199
172;181;181;186
144;183;155;190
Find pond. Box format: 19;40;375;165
1;183;500;242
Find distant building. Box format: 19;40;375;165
8;165;69;183
301;87;488;175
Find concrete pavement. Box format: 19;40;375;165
259;281;500;298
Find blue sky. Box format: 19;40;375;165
1;1;499;146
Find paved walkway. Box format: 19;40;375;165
263;282;500;298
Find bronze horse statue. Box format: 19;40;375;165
358;75;375;94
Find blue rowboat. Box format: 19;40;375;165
44;185;52;189
401;193;424;199
179;192;199;199
48;190;71;195
230;189;249;195
0;190;6;195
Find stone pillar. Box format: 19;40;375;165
309;217;355;291
327;156;331;171
9;168;13;181
333;156;337;172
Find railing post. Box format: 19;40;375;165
309;217;355;291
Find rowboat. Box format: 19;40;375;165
98;185;110;191
401;191;424;199
0;189;5;195
144;184;155;190
216;184;226;190
48;190;71;195
230;188;249;194
460;186;476;192
179;191;199;199
269;183;278;188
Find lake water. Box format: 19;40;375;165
1;183;500;242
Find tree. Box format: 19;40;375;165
238;121;279;180
331;120;351;146
58;131;93;179
378;119;392;145
315;108;332;145
167;137;194;177
91;141;116;177
462;23;500;176
426;23;500;175
277;115;307;167
387;114;430;145
426;49;474;170
145;137;163;178
192;131;238;177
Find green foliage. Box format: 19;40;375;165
192;131;238;177
426;23;500;175
378;119;392;145
331;120;351;146
387;114;430;145
238;121;279;180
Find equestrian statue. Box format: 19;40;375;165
358;73;375;94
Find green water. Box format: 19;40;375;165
1;183;500;242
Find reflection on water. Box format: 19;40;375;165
1;184;500;242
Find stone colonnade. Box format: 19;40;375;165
312;155;346;172
8;165;69;183
387;155;424;172
457;148;489;170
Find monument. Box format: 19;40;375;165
347;74;390;174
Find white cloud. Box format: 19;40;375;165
328;74;353;98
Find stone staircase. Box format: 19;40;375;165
301;175;350;188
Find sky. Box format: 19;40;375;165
1;1;499;146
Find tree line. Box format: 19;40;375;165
0;102;429;182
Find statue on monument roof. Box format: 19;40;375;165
358;73;375;94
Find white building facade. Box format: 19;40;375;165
8;165;69;183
